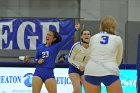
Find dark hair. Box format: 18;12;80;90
80;28;91;36
50;30;62;44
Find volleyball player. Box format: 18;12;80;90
68;28;91;93
32;23;80;93
84;16;123;93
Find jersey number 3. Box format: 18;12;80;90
100;36;109;44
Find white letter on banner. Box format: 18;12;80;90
40;22;59;43
27;36;38;50
17;21;38;49
0;22;13;49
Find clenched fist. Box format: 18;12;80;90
38;59;44;64
75;23;80;30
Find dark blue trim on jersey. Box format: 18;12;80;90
68;42;80;57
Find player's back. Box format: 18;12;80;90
84;32;123;76
89;32;122;63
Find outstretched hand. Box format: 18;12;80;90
75;23;80;30
23;55;32;62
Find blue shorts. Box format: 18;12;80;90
85;75;119;86
68;64;84;76
33;67;55;82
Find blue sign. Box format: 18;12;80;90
0;18;75;50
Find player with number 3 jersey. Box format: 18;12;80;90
84;16;123;93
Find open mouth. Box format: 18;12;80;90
85;38;89;40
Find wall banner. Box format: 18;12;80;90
0;18;75;50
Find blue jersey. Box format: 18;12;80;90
34;29;76;68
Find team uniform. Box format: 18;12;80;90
68;41;90;76
34;29;76;82
84;32;123;86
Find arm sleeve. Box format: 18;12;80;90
68;45;81;69
57;28;76;49
116;38;123;66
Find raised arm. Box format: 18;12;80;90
57;23;80;48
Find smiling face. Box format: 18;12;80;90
81;30;91;44
45;31;56;45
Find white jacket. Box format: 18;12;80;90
68;42;90;69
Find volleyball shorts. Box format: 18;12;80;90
68;64;84;76
33;67;55;82
85;75;119;86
